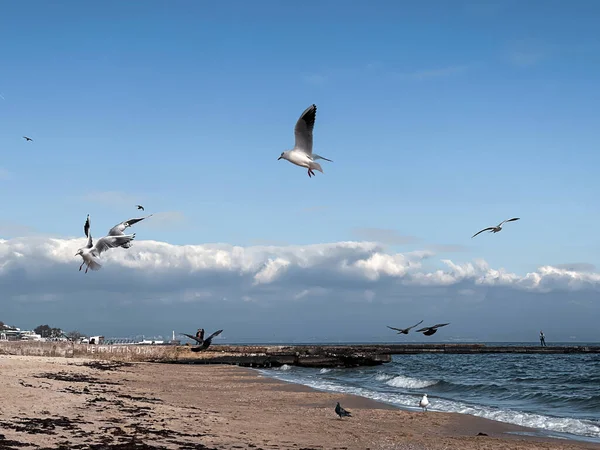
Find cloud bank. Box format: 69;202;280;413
1;237;599;341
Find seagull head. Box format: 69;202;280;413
75;249;83;257
277;151;287;161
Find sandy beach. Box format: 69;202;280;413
0;356;598;450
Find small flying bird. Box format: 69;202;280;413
136;205;145;211
419;394;429;412
472;218;520;238
181;329;223;351
387;320;424;335
75;215;136;273
416;323;450;336
108;215;153;248
335;402;352;419
277;104;333;178
23;136;33;142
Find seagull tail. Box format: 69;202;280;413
87;259;102;271
309;162;324;173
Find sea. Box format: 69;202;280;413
257;343;600;443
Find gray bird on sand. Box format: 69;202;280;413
335;402;352;419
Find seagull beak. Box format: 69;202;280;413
277;156;282;160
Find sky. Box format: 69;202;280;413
1;0;599;342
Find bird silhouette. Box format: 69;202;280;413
335;402;352;419
23;136;33;142
136;205;145;211
472;217;520;238
415;323;450;336
181;329;223;351
387;320;424;335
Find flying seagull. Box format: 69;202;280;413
277;104;333;178
419;394;429;412
75;215;136;273
472;218;520;238
136;205;144;211
181;329;223;351
387;320;424;335
335;402;352;419
108;215;153;248
416;323;450;336
23;136;33;142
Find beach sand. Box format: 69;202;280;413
0;355;598;450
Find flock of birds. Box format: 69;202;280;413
23;104;523;418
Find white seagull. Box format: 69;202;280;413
419;394;429;412
277;104;333;178
108;215;152;248
76;215;136;273
471;217;520;238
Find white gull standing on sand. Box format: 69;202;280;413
419;394;429;412
277;104;333;178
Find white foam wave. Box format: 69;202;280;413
386;375;438;389
276;364;292;371
258;370;600;439
319;368;332;374
374;372;393;381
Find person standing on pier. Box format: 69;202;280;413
539;330;547;347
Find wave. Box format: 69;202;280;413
385;375;438;389
319;368;332;374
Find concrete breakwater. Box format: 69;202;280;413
1;342;598;368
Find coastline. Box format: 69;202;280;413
0;355;598;450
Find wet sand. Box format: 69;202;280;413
0;355;598;450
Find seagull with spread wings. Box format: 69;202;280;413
136;205;144;211
472;217;520;238
416;323;450;336
387;320;424;335
23;136;33;142
277;104;333;178
76;215;135;273
181;329;223;351
108;215;153;248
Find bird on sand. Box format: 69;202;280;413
419;394;429;412
277;104;333;178
335;402;352;419
472;218;520;238
387;320;424;335
136;205;145;211
416;323;450;336
76;215;136;273
108;215;153;248
181;329;223;351
23;136;33;142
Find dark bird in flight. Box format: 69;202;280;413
181;329;223;351
23;136;33;142
416;323;450;336
136;205;145;211
335;402;352;419
472;218;520;238
387;320;424;335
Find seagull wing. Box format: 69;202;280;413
84;215;90;238
415;326;431;332
91;234;135;257
205;329;223;343
294;104;316;155
472;227;494;238
406;319;424;331
108;215;152;236
181;333;203;344
86;232;94;249
387;326;404;332
431;323;450;329
498;217;520;227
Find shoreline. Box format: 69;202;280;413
0;355;598;449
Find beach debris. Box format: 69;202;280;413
277;104;333;178
472;217;520;238
415;323;450;336
477;432;489;436
419;394;429;412
387;320;424;335
335;402;352;419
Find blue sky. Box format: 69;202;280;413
1;1;599;341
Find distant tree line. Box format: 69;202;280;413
0;321;84;340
